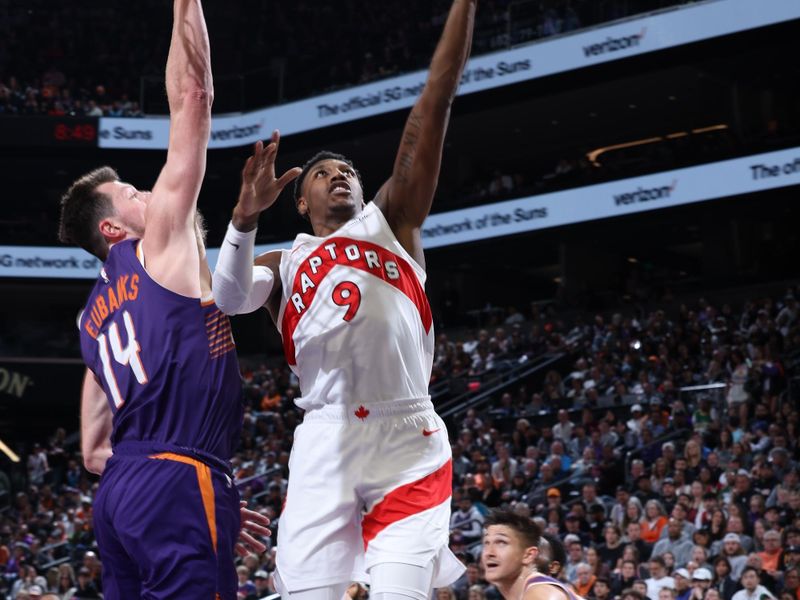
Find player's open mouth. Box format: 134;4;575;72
329;182;351;196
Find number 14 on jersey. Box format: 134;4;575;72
96;310;148;408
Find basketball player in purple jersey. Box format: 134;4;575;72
483;511;585;600
58;1;267;598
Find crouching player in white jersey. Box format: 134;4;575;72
210;0;477;598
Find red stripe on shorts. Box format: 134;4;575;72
361;459;452;550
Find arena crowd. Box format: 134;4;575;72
0;0;696;117
1;283;798;599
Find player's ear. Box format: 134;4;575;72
296;196;309;219
99;217;126;244
522;545;539;567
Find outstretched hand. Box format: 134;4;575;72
236;501;272;556
233;130;302;230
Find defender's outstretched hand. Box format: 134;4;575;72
236;501;272;556
233;130;302;231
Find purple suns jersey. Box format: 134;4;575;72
78;239;243;461
524;574;584;600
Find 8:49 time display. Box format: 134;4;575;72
53;122;97;142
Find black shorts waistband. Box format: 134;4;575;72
112;441;232;477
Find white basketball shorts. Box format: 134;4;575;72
274;399;465;593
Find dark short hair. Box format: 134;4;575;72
484;509;541;549
293;150;364;207
740;567;759;579
59;166;120;259
694;528;711;538
622;590;645;600
713;556;732;570
650;556;666;568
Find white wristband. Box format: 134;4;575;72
211;221;273;315
224;221;257;249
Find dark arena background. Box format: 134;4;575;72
1;1;799;598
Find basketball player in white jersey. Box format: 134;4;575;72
211;1;477;599
482;511;585;600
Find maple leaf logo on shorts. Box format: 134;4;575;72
354;405;370;420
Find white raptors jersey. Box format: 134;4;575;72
278;202;434;411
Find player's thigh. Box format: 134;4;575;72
93;481;142;600
277;421;362;587
104;457;239;599
361;412;452;564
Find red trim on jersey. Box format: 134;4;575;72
281;237;432;366
361;459;452;550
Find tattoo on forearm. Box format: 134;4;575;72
397;110;423;184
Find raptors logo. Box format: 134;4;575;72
281;236;432;365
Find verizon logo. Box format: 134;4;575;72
583;28;646;57
210;122;263;141
614;179;677;205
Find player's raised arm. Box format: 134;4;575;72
144;0;213;295
212;131;300;315
375;0;477;264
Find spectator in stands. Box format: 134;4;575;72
451;496;484;546
691;544;713;571
658;588;677;600
553;410;575;443
610;487;632;528
689;568;714;600
598;524;625;573
252;569;272;597
573;562;597;597
642;500;669;544
564;539;586;583
731;567;775;600
625;522;652;561
646;556;676;600
64;566;101;599
586;546;607;578
491;445;518;487
236;565;257;599
756;530;781;575
780;568;800;599
715;534;749;582
26;445;49;488
623;499;645;532
673;568;692;600
612;560;640;597
711;557;739;600
653;518;694;567
593;577;612;600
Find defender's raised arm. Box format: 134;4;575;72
145;0;214;295
376;0;477;266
